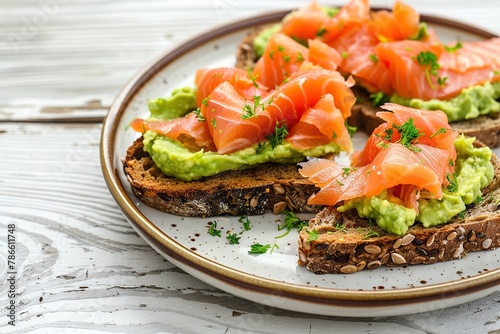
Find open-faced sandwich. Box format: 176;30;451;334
236;0;500;146
124;61;356;216
298;103;500;273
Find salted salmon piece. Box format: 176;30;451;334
265;68;355;122
390;184;419;213
299;158;344;188
352;103;457;174
130;113;215;151
369;0;420;42
307;39;342;71
201;81;273;155
321;0;370;43
302;143;445;206
439;38;500;73
329;22;393;94
376;39;500;100
252;33;309;89
378;103;457;151
194;67;268;107
286;94;352;151
364;143;443;198
201;69;355;154
279;1;331;41
299;158;369;204
252;33;344;89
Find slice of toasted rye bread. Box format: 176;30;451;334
298;145;500;274
123;137;321;217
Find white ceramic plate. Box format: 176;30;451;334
101;10;500;317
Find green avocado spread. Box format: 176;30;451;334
338;136;494;235
389;81;500;122
140;86;344;181
147;86;197;120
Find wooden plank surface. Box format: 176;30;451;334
0;0;499;333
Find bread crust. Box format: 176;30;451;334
123;137;321;217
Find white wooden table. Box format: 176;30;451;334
1;1;499;333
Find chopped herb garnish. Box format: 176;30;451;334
444;40;462;52
316;27;327;37
202;97;210;107
430;127;447;138
335;223;347;233
475;195;484;204
457;210;466;219
306;229;319;242
341;51;349;59
255;142;266;154
369;53;379;64
446;172;459;193
345;121;357;137
266;121;288;149
376;141;389;149
383;128;394;141
193;108;205;122
242;95;264;119
394;118;423;148
437;76;448;87
370;92;389;106
248;243;277;254
207;221;221;237
363;231;380;239
296;52;305;62
211;118;217;128
247;69;259;88
449;159;454;166
336;179;344;186
238;215;251;231
283;54;291;63
275;210;309;239
269;51;275;60
415;51;445;90
278;45;285;52
226;232;241;244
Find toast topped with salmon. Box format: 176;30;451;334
124;23;358;216
235;0;500;146
297;103;500;273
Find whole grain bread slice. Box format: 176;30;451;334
123;137;321;217
297;145;500;274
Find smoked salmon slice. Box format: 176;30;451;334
286;93;352;151
375;38;500;100
201;68;355;154
300;103;457;209
369;0;420;42
279;1;331;41
130;113;216;152
252;33;342;89
328;22;393;94
194;67;268;107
